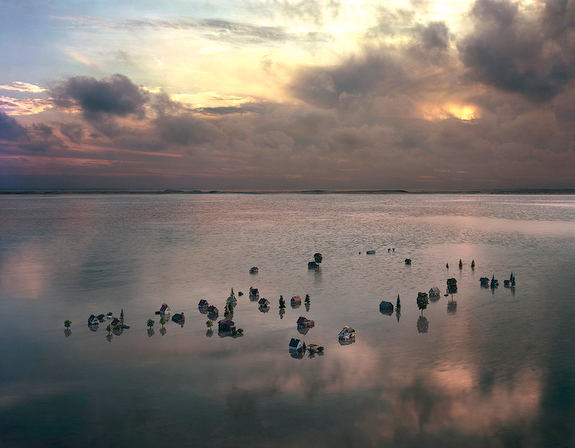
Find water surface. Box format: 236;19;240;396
1;194;574;447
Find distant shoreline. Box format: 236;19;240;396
1;189;574;195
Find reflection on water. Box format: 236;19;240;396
1;194;575;447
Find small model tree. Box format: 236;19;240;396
447;278;458;294
206;320;214;328
459;259;463;269
147;319;155;329
447;277;458;313
314;253;323;264
160;316;167;327
64;320;72;338
416;292;429;314
279;295;286;309
471;260;475;269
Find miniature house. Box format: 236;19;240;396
172;313;185;326
218;319;236;332
296;316;315;328
289;338;304;352
159;303;171;315
207;305;219;314
379;301;394;315
249;287;259;300
429;287;441;299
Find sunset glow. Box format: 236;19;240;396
1;0;575;189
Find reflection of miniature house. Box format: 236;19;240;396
338;338;355;346
249;287;260;301
88;323;99;331
88;314;100;325
379;301;394;315
227;288;236;303
172;313;185;326
480;277;489;287
291;295;302;308
249;267;258;274
289;338;304;352
297;326;310;335
290;350;305;359
429;287;441;299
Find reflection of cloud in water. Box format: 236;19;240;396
0;243;49;298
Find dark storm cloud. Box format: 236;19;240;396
417;21;450;51
51;74;149;119
154;114;225;146
150;92;189;117
458;0;575;102
0;111;29;141
0;114;66;153
291;51;408;109
59;122;85;143
408;21;451;64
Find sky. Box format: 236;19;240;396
1;0;575;190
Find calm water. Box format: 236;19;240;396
1;194;574;448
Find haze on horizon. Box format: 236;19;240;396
1;0;575;190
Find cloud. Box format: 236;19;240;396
0;111;29;142
458;0;575;102
50;74;150;119
291;51;407;109
153;113;225;146
61;15;333;45
58;122;85;143
0;82;46;93
0;113;66;153
0;96;52;116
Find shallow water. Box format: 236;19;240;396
1;194;574;447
